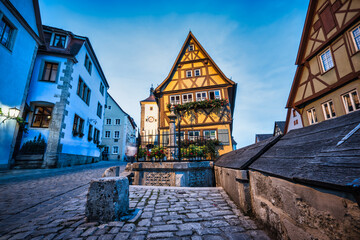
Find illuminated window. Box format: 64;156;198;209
41;62;58;82
342;90;360;113
322;100;336;120
307;108;318;125
31;106;53;128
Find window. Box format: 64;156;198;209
194;69;201;76
0;17;15;49
31;106;53;128
105;131;111;138
88;124;93;141
342;90;360;113
307;108;318;125
320;49;334;72
113;146;119;154
209;90;221;100
72;114;85;136
93;128;100;144
351;25;360;51
114;131;120;139
84;54;92;74
176;131;185;143
186;70;192;78
322;100;336;120
115;119;121;125
41;62;58;82
106;118;111;125
188;131;200;141
294;119;298;125
97;102;102;118
188;44;194;51
196;92;207;101
52;33;66;48
204;130;216;140
150;107;153;111
77;77;91;105
293;109;297;117
182;93;193;103
170;95;181;105
100;82;104;95
104;146;109;153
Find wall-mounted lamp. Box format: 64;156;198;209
8;107;20;118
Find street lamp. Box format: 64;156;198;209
8;107;20;118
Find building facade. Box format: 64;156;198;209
140;86;159;147
154;32;237;156
102;94;137;161
285;0;360;133
0;0;43;169
19;25;109;168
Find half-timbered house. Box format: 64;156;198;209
154;32;237;156
285;0;360;133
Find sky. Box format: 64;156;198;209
38;0;309;148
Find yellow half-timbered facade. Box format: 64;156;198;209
285;0;360;133
154;32;237;155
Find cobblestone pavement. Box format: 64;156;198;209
0;163;271;240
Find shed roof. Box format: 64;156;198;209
250;110;360;191
215;136;280;170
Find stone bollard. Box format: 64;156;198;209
85;176;129;222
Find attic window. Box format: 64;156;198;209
188;44;194;51
52;33;67;48
319;48;334;72
307;108;318;125
351;24;360;52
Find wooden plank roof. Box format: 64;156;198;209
250;110;360;191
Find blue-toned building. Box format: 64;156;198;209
0;0;43;169
19;25;109;168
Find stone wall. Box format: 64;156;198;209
128;161;214;187
249;171;360;240
214;166;251;214
56;153;100;168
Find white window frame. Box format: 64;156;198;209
186;70;192;78
170;95;181;105
182;93;193;103
106;118;111;125
307;108;318;125
114;131;120;139
342;89;360;114
209;90;221;100
188;44;194;51
194;69;201;76
105;131;111;138
188;131;200;141
196;92;207;101
321;100;336;120
319;48;334;73
115;119;121;125
50;32;68;48
350;24;360;52
112;146;119;154
203;130;217;140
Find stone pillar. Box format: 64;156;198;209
168;106;177;160
43;59;74;168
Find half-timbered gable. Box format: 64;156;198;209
155;32;237;155
285;0;360;132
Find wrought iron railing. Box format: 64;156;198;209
136;131;226;162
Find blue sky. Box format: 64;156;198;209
38;0;309;148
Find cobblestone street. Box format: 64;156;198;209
0;162;271;240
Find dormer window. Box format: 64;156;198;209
188;44;194;51
85;54;92;74
52;33;67;48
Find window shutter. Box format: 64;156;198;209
218;129;230;145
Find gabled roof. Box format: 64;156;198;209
154;31;235;94
250;110;360;191
215;136;281;170
255;134;273;142
40;25;109;88
273;121;286;135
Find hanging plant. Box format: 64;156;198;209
167;98;229;115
